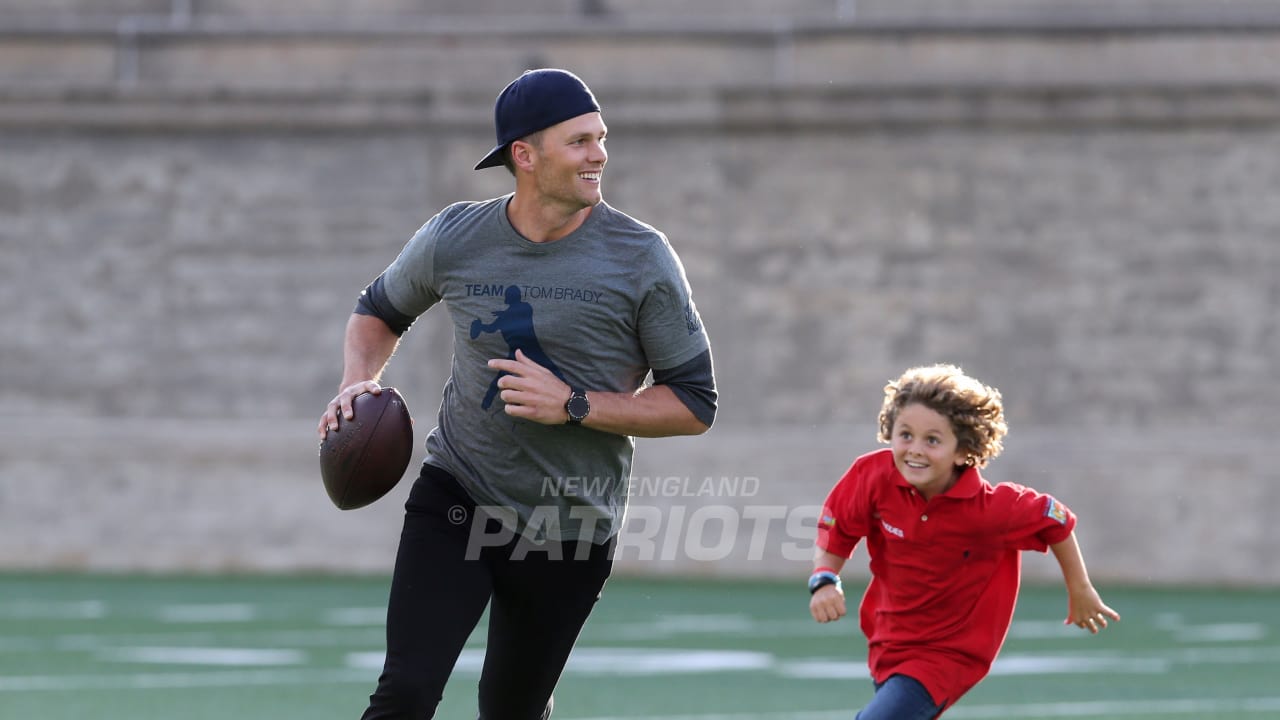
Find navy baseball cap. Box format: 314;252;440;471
474;68;601;170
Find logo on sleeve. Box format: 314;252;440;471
819;515;836;530
684;300;703;335
1044;496;1068;525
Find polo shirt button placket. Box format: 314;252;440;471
921;514;928;522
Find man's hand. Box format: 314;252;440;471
487;349;572;424
317;380;383;439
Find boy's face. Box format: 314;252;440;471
889;403;968;498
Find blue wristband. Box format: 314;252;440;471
808;570;842;595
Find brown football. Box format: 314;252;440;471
319;387;414;510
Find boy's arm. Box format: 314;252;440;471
809;548;849;624
1050;531;1121;634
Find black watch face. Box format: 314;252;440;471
568;394;590;420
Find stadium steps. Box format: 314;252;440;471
3;1;1280;129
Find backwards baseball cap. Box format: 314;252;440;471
474;68;601;170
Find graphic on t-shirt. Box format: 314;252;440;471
471;285;567;410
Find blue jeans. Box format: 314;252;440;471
855;674;947;720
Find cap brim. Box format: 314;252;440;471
474;144;506;170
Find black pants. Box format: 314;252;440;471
360;464;615;720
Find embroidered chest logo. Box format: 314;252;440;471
1044;496;1069;525
880;518;905;538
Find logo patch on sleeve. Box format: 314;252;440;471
819;515;837;529
1044;496;1068;525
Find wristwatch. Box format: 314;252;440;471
565;388;590;425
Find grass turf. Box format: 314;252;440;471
1;573;1278;719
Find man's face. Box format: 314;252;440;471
527;112;607;211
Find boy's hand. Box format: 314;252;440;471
810;584;847;623
1066;585;1121;634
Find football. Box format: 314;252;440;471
319;387;414;510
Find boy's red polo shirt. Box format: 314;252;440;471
816;448;1076;709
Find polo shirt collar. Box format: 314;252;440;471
944;466;984;498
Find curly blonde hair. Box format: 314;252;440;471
876;364;1008;467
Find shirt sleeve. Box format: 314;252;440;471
995;483;1078;552
381;212;449;319
636;234;711;371
354;274;418;336
650;349;717;427
816;461;872;558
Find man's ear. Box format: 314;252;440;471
511;140;536;172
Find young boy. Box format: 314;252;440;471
809;364;1119;719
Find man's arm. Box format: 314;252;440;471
316;313;402;439
486;349;712;438
577;383;708;438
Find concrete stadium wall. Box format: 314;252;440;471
2;9;1278;585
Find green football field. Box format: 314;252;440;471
2;573;1278;719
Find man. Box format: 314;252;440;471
317;68;717;720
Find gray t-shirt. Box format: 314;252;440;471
382;195;710;543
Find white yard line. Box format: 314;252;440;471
157;603;258;623
570;696;1280;720
0;668;370;692
945;698;1280;718
0;600;107;620
94;646;307;666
